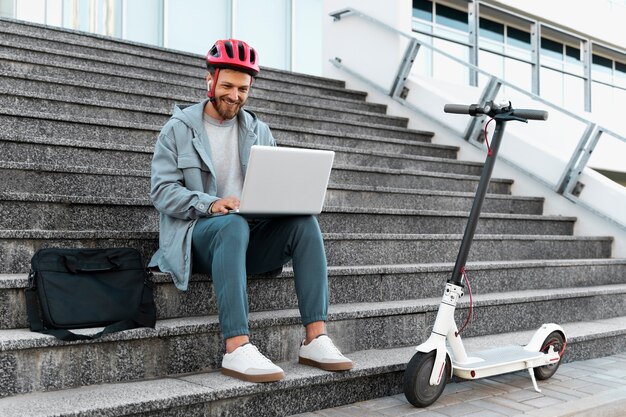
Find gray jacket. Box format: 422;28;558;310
148;99;276;290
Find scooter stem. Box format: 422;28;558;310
449;118;508;286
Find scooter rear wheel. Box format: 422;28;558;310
534;331;565;380
403;351;450;407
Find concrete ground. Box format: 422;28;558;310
291;352;626;417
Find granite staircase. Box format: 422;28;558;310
0;18;625;416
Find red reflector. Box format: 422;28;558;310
470;370;476;378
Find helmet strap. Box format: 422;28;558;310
208;67;220;103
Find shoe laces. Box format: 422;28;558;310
242;344;275;365
316;336;344;357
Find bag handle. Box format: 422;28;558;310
24;270;156;341
62;255;120;274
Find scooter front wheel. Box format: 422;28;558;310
403;351;451;407
534;331;565;380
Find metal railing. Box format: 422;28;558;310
330;7;626;225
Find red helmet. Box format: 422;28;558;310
206;39;260;77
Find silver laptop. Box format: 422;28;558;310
216;145;335;217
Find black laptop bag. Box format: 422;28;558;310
25;247;156;341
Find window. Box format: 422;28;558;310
0;0;14;17
480;18;504;43
616;61;626;88
507;27;530;50
435;3;468;32
166;0;229;55
235;0;290;70
412;0;433;21
541;37;563;61
123;0;162;45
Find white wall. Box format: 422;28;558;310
323;0;412;91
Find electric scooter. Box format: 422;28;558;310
403;101;566;407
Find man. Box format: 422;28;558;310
149;39;352;383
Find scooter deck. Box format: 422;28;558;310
452;345;546;379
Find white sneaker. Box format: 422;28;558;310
299;334;353;371
221;343;285;383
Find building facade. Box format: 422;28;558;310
2;0;625;181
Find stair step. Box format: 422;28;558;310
0;162;513;199
323;233;612;266
318;207;575;235
273;127;445;157
0;19;349;89
2;259;624;329
0;136;465;176
0;70;403;127
0;32;368;102
282;141;475;174
1;315;624;417
0;90;424;142
0;50;385;114
0;195;573;235
325;184;543;213
331;165;512;194
255;109;430;141
0;286;624;397
0;182;541;216
0;229;612;274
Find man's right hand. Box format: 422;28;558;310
210;197;240;214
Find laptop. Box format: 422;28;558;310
212;145;335;217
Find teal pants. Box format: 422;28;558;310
191;215;328;339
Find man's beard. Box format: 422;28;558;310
214;95;245;120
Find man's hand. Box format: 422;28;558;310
210;197;240;214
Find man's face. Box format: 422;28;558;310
206;69;252;120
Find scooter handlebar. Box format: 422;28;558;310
444;103;548;121
443;104;473;114
511;109;548;120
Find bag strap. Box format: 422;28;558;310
24;270;157;342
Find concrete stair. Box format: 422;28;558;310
0;17;625;416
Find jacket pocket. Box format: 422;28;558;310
177;154;208;171
177;154;213;193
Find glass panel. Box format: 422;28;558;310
412;0;432;21
616;61;626;88
479;17;504;42
77;0;90;32
236;0;289;70
540;66;564;105
96;0;122;37
507;26;530;50
293;0;323;75
16;0;46;23
62;0;88;31
46;0;63;26
435;3;467;32
541;37;563;60
166;0;228;55
124;0;162;46
592;54;613;83
565;45;580;62
0;0;14;18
